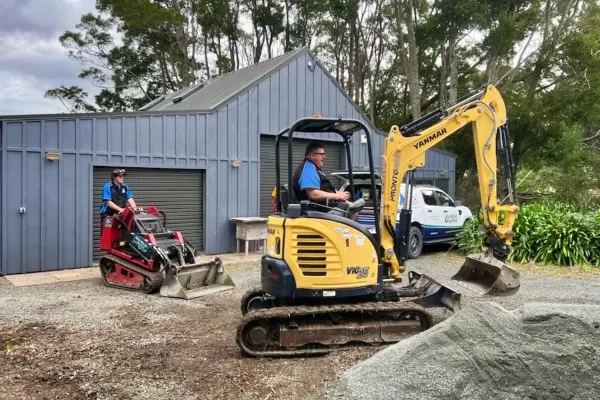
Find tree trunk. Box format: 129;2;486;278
284;0;291;51
484;53;500;84
228;37;237;71
348;27;355;101
439;41;448;107
448;34;458;104
204;34;211;80
354;26;361;105
404;0;420;120
528;0;552;95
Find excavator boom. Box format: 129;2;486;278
379;84;520;296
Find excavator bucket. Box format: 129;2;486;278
160;256;235;299
450;252;520;296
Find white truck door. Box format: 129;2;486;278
418;188;444;241
434;189;461;239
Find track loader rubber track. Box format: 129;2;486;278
236;300;434;357
100;254;163;294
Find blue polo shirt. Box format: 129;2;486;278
100;182;133;215
298;161;321;190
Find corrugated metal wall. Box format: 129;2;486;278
0;114;259;274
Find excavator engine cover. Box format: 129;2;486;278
451;252;520;296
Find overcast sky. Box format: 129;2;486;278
0;1;538;118
0;0;99;116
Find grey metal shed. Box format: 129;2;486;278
0;46;456;275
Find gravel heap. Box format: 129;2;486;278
326;301;600;400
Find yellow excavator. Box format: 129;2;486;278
236;84;520;357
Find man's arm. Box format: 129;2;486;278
125;186;137;208
305;188;349;202
299;164;349;202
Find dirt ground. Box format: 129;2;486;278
0;261;383;400
2;249;600;400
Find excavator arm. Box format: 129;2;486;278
379;84;520;295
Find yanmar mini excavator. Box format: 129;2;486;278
236;84;520;357
98;206;235;299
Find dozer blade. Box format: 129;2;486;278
450;251;520;296
160;257;235;300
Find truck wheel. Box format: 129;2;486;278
408;226;423;259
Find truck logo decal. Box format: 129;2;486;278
414;128;447;149
445;213;458;224
347;266;369;279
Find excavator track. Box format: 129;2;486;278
99;254;163;294
236;300;434;357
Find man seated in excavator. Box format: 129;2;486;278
292;141;356;213
236;84;520;358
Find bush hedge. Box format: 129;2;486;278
456;200;600;267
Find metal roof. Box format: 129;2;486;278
139;47;309;112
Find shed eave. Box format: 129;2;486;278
0;108;213;121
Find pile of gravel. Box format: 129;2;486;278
326;301;600;400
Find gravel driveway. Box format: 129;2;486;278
2;249;600;400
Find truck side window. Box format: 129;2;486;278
436;191;454;207
421;190;438;206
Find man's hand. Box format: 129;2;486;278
334;189;350;202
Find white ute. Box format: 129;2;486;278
331;171;473;259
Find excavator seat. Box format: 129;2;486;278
278;184;364;220
278;184;297;214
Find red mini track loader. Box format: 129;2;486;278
98;206;235;299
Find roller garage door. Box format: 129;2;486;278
259;136;344;217
92;167;205;262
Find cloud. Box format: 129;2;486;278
0;0;95;36
0;0;100;116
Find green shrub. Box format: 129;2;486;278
456;213;485;254
456;199;600;267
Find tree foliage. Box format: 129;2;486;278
48;0;600;208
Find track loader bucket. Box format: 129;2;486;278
160;257;235;300
450;251;520;296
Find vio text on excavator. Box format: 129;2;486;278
235;84;520;357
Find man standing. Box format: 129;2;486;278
100;168;137;219
293;142;350;208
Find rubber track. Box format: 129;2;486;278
236;300;434;357
100;254;163;294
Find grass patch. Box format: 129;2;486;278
0;277;10;285
511;262;600;278
431;250;600;278
223;262;260;273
